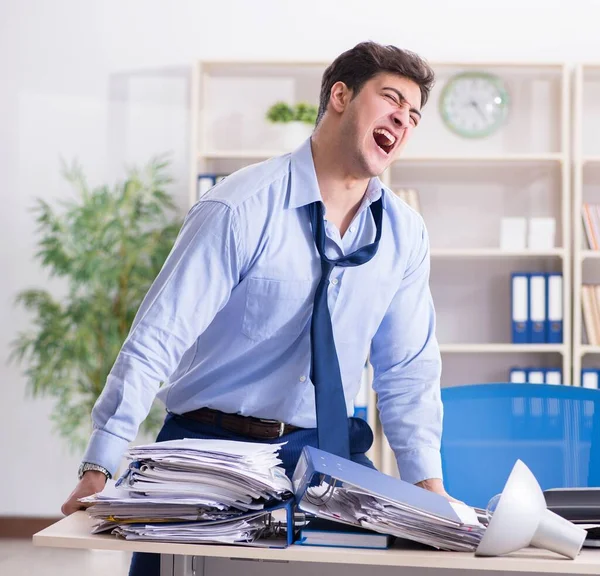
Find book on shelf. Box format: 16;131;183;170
582;203;600;250
581;285;600;346
393;188;421;214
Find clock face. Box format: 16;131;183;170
439;72;510;138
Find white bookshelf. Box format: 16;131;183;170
572;64;600;387
439;343;566;353
430;248;565;258
189;60;572;473
580;250;600;261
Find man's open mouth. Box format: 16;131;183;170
373;128;397;155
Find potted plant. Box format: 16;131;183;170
10;156;182;450
266;101;318;150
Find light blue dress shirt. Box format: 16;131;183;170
83;138;443;484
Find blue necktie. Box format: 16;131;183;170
309;198;383;459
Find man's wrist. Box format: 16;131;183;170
415;477;444;490
78;462;111;482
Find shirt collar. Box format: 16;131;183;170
287;137;390;211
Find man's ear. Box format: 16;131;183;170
329;81;352;114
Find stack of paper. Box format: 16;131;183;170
300;483;485;551
81;439;293;546
351;490;484;551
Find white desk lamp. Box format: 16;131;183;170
475;460;587;559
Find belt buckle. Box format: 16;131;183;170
258;418;285;438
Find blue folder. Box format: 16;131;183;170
511;272;530;344
292;445;462;525
529;273;546;344
546;273;563;344
248;497;296;548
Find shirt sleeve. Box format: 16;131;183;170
370;217;443;485
81;200;242;476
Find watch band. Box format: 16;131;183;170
78;462;112;481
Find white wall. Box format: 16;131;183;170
2;0;600;517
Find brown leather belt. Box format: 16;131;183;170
179;407;302;440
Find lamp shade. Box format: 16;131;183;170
475;460;587;559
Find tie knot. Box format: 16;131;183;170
309;199;384;269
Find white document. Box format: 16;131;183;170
500;218;527;250
528;217;556;250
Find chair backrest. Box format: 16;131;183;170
440;383;600;509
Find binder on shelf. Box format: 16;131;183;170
353;363;370;422
511;273;530;344
581;369;599;390
546;273;563;344
527;368;545;384
197;173;227;199
509;368;527;383
545;369;562;385
529;274;546;344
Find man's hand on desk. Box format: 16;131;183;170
61;471;107;516
415;478;462;503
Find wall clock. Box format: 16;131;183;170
439;71;510;138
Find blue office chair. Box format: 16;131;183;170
440;383;600;509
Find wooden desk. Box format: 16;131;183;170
34;512;600;576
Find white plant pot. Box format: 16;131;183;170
282;122;313;150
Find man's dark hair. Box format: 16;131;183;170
316;41;435;125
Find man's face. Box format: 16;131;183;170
339;73;422;177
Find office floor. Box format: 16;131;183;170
0;539;132;575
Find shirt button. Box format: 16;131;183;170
299;375;307;382
331;278;339;285
349;226;355;233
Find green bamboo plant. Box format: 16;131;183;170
10;156;182;449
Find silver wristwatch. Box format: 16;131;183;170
78;462;111;481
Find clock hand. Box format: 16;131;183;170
469;100;487;122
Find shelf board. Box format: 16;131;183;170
582;156;600;165
431;248;564;258
200;151;564;162
439;344;565;354
579;345;600;355
202;150;286;159
580;250;600;260
396;153;564;163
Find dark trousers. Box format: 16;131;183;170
128;412;376;576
